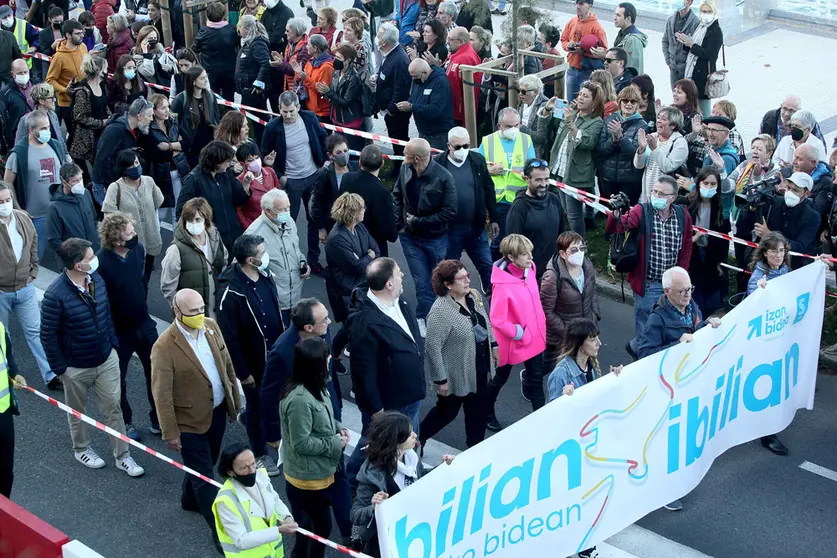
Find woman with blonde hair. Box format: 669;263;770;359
105;13;134;71
69;54;111;176
676;0;723;115
590;69;618;116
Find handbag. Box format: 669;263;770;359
705;45;730;99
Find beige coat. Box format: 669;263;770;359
150;317;241;441
102;176;165;256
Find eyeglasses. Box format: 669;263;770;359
674;286;696;296
706;127;728;134
527;160;549;169
313;317;332;325
566;246;586;255
651;189;675;197
767;248;787;256
519;89;535;94
620;99;638;105
455;273;471;282
604;58;618;64
451;144;470;151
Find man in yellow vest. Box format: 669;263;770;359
0;320;28;498
0;6;39;70
477;107;537;260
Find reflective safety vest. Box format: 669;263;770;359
13;19;32;69
481;132;531;204
212;477;285;558
0;322;10;414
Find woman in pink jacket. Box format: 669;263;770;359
487;234;547;431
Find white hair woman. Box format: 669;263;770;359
516;74;550;159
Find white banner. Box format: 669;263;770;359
376;263;826;558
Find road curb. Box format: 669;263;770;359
595;276;634;306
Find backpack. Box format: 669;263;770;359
360;77;376;118
609;207;643;273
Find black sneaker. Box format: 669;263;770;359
47;376;62;391
486;413;503;432
309;262;326;276
334;359;349;376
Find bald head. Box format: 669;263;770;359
174;288;205;316
405;138;431;175
793;143;819;174
408;59;431;83
11;59;27;73
448;26;469;52
11;59;29;85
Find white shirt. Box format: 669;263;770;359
176;320;226;407
1;213;23;262
367;289;415;342
773;133;828;165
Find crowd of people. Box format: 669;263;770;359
0;0;835;557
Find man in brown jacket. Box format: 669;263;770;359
150;288;241;548
0;182;56;388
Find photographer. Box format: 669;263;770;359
738;172;819;269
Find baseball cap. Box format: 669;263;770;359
787;172;813;191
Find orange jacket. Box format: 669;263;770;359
303;57;334;118
561;13;608;70
46;40;88;107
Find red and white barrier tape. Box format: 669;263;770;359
14;380;373;558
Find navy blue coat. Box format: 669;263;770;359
408;66;454;138
40;271;119;374
635;296;706;359
375;44;411;114
45;183;100;255
260;110;327;177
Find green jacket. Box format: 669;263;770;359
279;384;344;481
173;225;226;308
538;111;603;191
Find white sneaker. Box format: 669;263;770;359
75;448;106;469
115;455;145;477
417;318;427;338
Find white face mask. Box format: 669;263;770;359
84;256;100;274
700;13;714;24
256;251;270;271
186;221;206;236
1;18;13;28
264;0;279;8
501;127;519;141
0;202;12;217
784;191;801;208
71;183;86;195
451;148;467;163
568;250;585;267
14;72;29;87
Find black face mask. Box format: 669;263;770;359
332;59;344;71
148;39;159;50
236;472;257;487
790;127;804;142
413;75;424;85
124;235;139;250
52;22;63;30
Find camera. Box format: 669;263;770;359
743;174;782;208
609;191;631;213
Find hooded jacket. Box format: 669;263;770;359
45;183;99;255
561;13;608;70
614;25;648;73
408;65;454;138
613;66;638;93
91;0;116;43
489;261;547;367
302;53;334;118
393;158;457;239
809;162;835;219
635;295;707;359
505;190;565;280
539;255;601;348
92;114;138;187
45;39;87;107
595;112;646;185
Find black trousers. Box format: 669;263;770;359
208;71;236;103
144;253;155;291
488;353;546;413
181;404;228;531
384;111;410;170
419;371;488;448
0;409;14;498
241;381;267;458
239;89;269;146
286;476;346;558
115;320;159;427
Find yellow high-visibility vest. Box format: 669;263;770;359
13;19;32;69
481;132;531;204
0;322;10;414
212;476;285;558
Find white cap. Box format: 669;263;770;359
787;172;813;191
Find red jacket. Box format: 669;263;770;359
106;28;134;72
561;13;608;70
605;202;693;296
236;166;281;230
446;43;482;123
91;0;116;43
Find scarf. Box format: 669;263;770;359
393;449;419;490
206;20;227;29
309;51;334;69
684;17;716;80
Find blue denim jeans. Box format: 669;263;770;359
631;280;664;350
31;215;47;260
399;232;448;319
0;284;55;384
447;225;493;294
566;67;592;103
490;201;511;262
92;183;106;206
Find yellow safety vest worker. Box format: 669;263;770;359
0;322;10;414
481;132;531;204
212;477;285;558
12;19;32;69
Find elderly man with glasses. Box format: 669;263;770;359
700;115;740;217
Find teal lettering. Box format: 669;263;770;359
489;459;534;519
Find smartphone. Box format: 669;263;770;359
300;262;309;275
553;99;569;119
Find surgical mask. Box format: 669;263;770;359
700;13;714;24
82;256;99;274
236;472;257;487
332;152;349;167
784;191;801;207
38;129;51;144
71;183;86;195
264;0;278;8
1;18;13;28
275;211;291;224
14;72;29;87
125;165;142;180
332;59;344;71
247;158;262;173
650;195;668;210
501;127;519;141
179;311;205;330
568;250;585;267
255;251;270;271
124;235;139;250
451;148;467;163
0;202;12;217
186;221;205;236
700;186;717;199
790;127;804;142
124;69;136;80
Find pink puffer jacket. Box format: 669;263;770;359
489;261;547;367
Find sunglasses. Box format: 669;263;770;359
604;58;618;63
451;144;470;151
527;160;549;169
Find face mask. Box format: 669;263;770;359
82;256;99;274
38;129;51;144
333;59;344;71
186;221;205;236
236;472;257;487
0;202;12;217
254;251;270;271
14;72;29;87
52;21;63;30
264;0;278;9
124;69;136;80
179;311;205;330
700;13;714;24
790;127;804;142
784;191;801;208
451;148;467;163
413;76;425;85
275;211;291;224
148;39;159;50
247;158;262;173
124;235;139;250
1;18;13;28
125;165;142;180
71;183;86;195
332;152;349;167
650;195;668;210
568;250;585;267
700;186;717;199
501;127;519;141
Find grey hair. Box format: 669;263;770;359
81;53;107;78
498;106;520;124
108;13;129;31
783;94;801;108
0;181;11;194
379;22;399;47
286;17;309;37
658;106;684;131
662;266;690;289
790;109;816;131
25;110;49;130
238;14;268;45
308;33;328;52
278;91;300;108
261;188;290;211
438;1;459;18
128;97;153;118
518;25;536;48
29;82;55;105
518;74;544;96
448;126;469;141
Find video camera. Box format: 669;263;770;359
743;174;782;208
